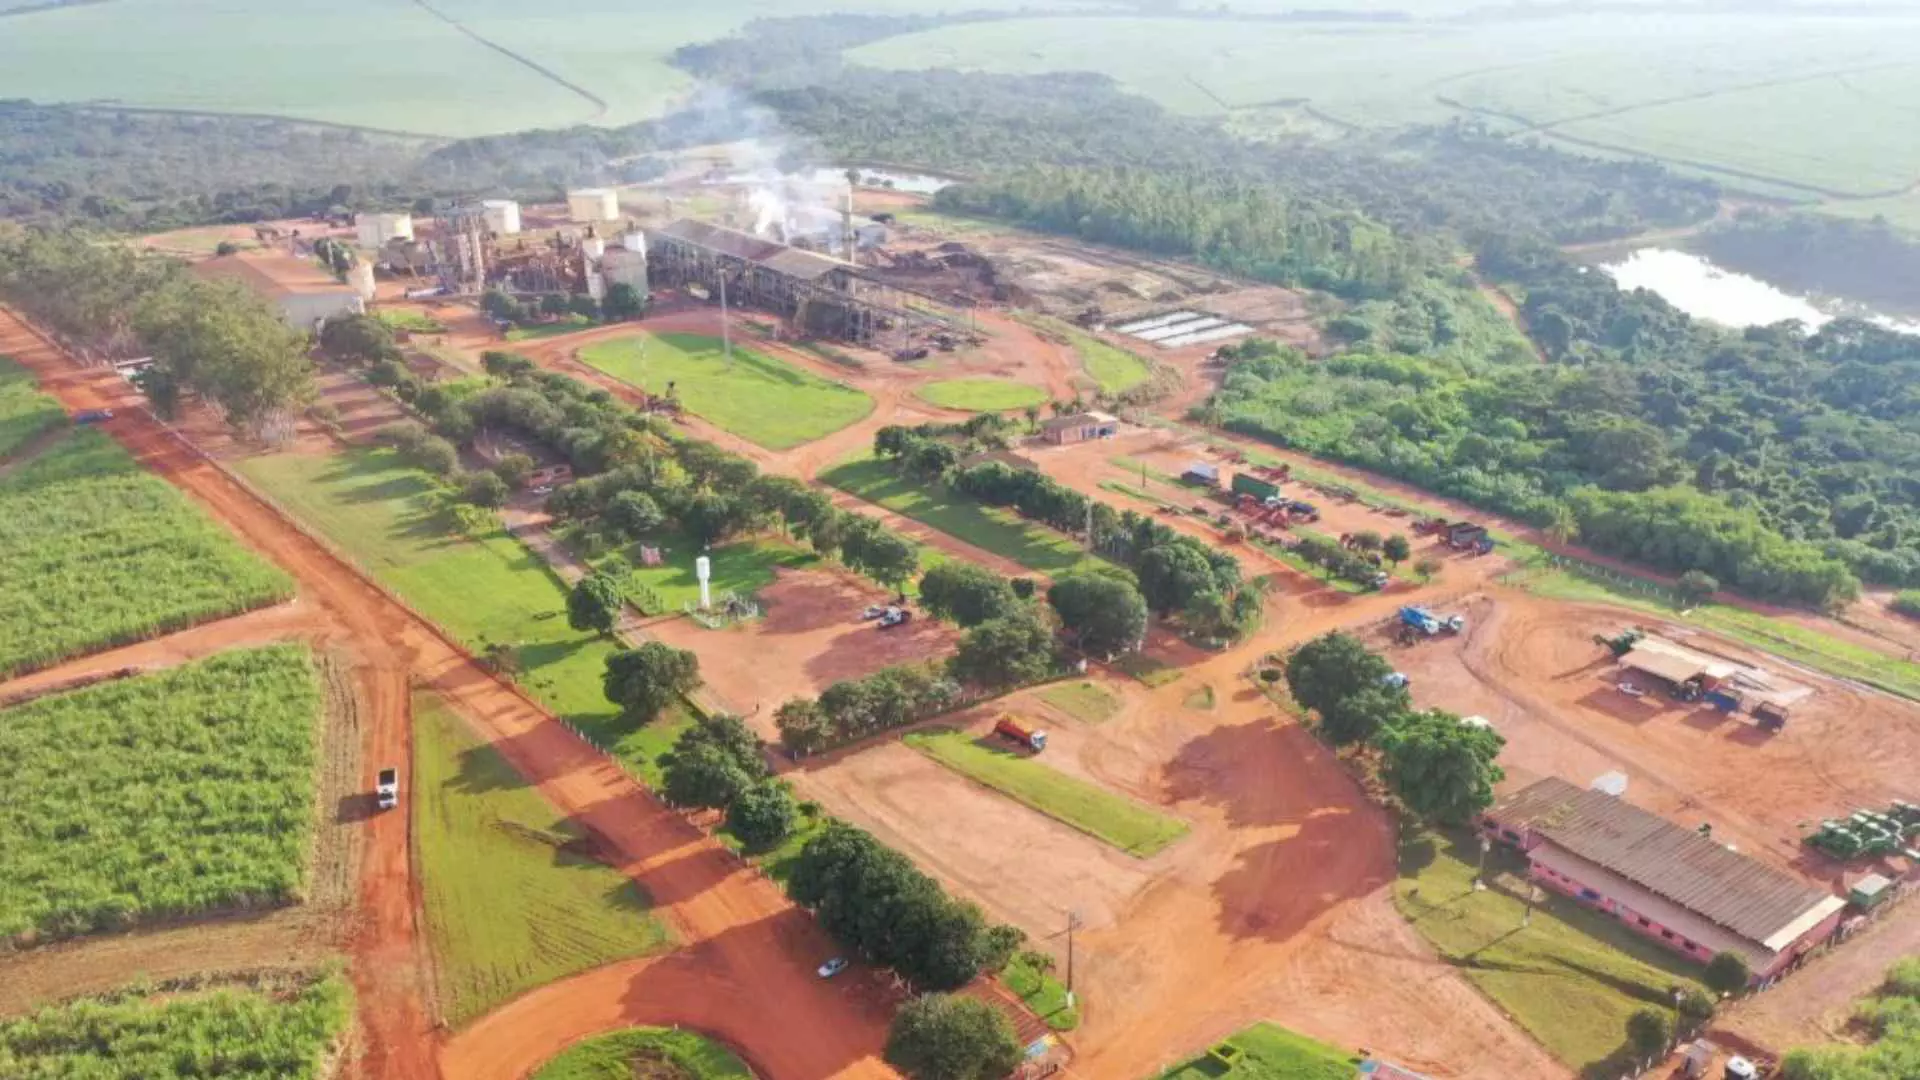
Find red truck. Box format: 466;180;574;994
994;716;1048;752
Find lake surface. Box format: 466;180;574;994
1602;248;1920;335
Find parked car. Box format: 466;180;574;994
376;767;399;811
1617;682;1647;698
878;608;913;629
859;604;888;621
817;957;849;979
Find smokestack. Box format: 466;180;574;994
843;188;855;258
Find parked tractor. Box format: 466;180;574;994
1594;628;1646;658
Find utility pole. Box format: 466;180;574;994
1065;911;1082;1008
719;269;734;366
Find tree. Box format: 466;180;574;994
776;698;833;755
134;276;315;431
1675;987;1715;1033
682;491;751;546
1047;573;1149;655
1383;534;1412;565
213;241;241;257
1626;1007;1672;1062
918;562;1019;627
1350;530;1383;552
1413;555;1443;582
491;452;535;490
1378;709;1506;824
1319;684;1409;747
950;611;1055;690
566;571;625;636
607;490;666;537
460;470;509;508
1676;569;1719;608
1285;632;1394;715
662;742;751;810
481;350;535;381
884;994;1023;1080
602;642;701;725
1705;951;1751;997
726;779;798;848
1136;542;1217;614
603;282;645;321
317;313;400;367
850;530;919;591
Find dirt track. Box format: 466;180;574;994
0;310;896;1080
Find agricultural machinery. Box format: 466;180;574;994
1805;802;1920;860
1594;628;1646;657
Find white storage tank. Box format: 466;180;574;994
566;188;619;224
354;212;414;250
619;230;646;254
581;233;606;261
480;199;521;236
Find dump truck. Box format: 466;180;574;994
1399;606;1465;637
993;716;1047;752
376;767;399;811
1231;472;1281;503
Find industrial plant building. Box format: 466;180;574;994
1040;411;1121;446
192;251;371;330
1483;778;1847;981
643;218;953;347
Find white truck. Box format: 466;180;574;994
376;767;399;811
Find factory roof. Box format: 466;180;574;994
1041;411;1120;433
191;252;357;300
759;246;851;281
1490;778;1841;948
650;219;856;280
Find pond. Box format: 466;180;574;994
1602;248;1920;335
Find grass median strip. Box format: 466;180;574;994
905;729;1188;857
1154;1022;1354;1080
916;377;1048;412
414;692;670;1026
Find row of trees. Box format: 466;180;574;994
0;228;315;432
1284;633;1505;824
790;821;1023;992
658;713;800;850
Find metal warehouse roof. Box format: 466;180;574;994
649;219;785;262
1621;647;1710;687
1490;778;1839;946
758;246;849;281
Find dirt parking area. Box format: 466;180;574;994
1381;591;1920;886
644;566;959;727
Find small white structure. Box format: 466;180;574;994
480;199;522;236
695;555;712;610
346;262;377;302
354;212;414;250
567;188;619;224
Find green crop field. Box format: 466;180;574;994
414;692;670;1026
906;729;1188;856
0;429;293;679
0;973;349;1080
0;355;64;460
236;447;691;779
915;377;1048;412
1395;828;1705;1074
531;1026;751;1080
581;333;873;451
0;645;319;943
853;12;1920;200
822;454;1106;576
1155;1022;1352;1080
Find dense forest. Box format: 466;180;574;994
1694;212;1920;319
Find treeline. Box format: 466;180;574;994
1206;338;1865;607
0;227;314;431
1779;957;1920;1080
1694;212;1920;321
936;168;1430;299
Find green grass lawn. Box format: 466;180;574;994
915;377;1048;412
531;1026;751;1080
374;308;447;334
504;315;597;342
1395;828;1706;1076
1155;1022;1354;1080
1114;652;1185;688
581;332;873;450
413;692;671;1027
0;355;65;460
822;455;1106;577
236;446;690;776
905;729;1188;857
1018;314;1154;395
0;429;293;678
1003;951;1079;1032
596;528;817;615
1038;680;1121;724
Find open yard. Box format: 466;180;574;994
236;446;688;776
0;429;293;678
413;692;671;1026
905;728;1189;857
916;377;1048;412
530;1026;751;1080
0;973;349;1080
822;455;1106;577
579;332;873;450
0;645;319;943
1394;828;1706;1076
1154;1022;1354;1080
592;527;818;616
0;355;63;459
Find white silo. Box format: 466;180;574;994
566;188;619;224
354;212;414;250
480;199;521;236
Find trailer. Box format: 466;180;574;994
1230;472;1281;502
1181;462;1220;488
993;716;1047;752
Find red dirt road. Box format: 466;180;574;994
0;310;897;1080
